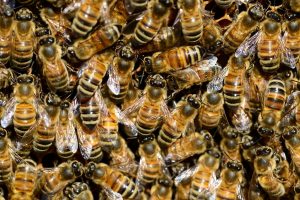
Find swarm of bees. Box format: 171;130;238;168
1;0;300;199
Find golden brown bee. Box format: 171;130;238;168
290;0;300;13
77;51;113;102
55;100;78;159
137;136;166;186
282;91;300;126
220;126;242;162
71;24;122;61
125;0;148;14
131;0;171;47
254;146;285;197
10;159;37;200
215;161;244;200
223;3;264;54
223;55;249;109
107;45;136;105
177;0;203;44
109;0;129;25
144;45;204;73
85;162;139;199
34;93;61;154
150;177;173;200
0;66;14;89
248;172;267;200
198;90;224;129
63;182;94;200
38;36;70;93
158;94;200;148
109;136;137;177
11;8;35;72
165;131;213;164
0;5;14;65
0;128;13;184
38;160;83;198
201;21;223;53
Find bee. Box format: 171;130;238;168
150;177;173;200
71;24;122;61
124;0;148;14
158;94;200;148
109;136;137;177
38;36;70;93
201;21;223;53
223;3;264;54
254;146;285;197
34;93;61;154
71;0;111;38
131;0;171;47
75;118;103;163
85;162;139;199
11;8;35;72
198;90;224;129
77;51;113;102
168;56;221;91
107;45;136;105
215;161;244;200
55;100;78;159
248;172;267;200
220;126;242;162
290;0;300;13
144;45;204;73
0;128;13;183
0;4;14;65
0;66;14;89
165;131;213;164
109;0;129;25
177;0;203;44
137;136;166;186
38;160;83;197
63;182;93;200
11;159;37;200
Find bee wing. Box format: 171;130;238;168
62;0;82;14
102;187;123;200
122;95;146;116
107;64;121;95
280;32;296;69
77;59;91;78
280;91;300;127
55;120;78;154
160;101;172;120
0;97;16;128
207;66;229;93
115;106;138;137
8;142;23;164
15;121;38;151
37;103;51;128
235;31;260;58
208;172;221;193
174;165;199;186
75;122;92;160
218;109;230;135
236;183;246;200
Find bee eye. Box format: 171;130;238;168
17;77;23;83
187;96;200;108
61;101;70;109
0;129;6;137
205;134;211;141
214;153;220;158
26;76;34;83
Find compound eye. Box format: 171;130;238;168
61;101;70;109
17;77;24;83
214;152;220;158
0;129;6;137
26;76;34;83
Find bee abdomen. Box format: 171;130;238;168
13;103;36;138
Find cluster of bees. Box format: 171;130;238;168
0;0;300;199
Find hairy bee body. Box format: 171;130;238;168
0;5;14;65
132;0;170;47
179;0;203;44
72;24;121;61
145;45;203;73
199;91;224;129
201;22;223;53
0;129;13;183
11;8;35;72
158;94;200;148
85;162;139;199
290;0;300;13
223;4;264;54
11;159;37;200
150;177;173;200
79;94;100;131
63;182;94;200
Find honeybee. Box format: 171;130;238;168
71;0;112;38
165;131;213;164
109;136;137;177
248;172;267;200
158;94;200;148
85;162;139;199
34;93;61;154
109;0;129;25
254;146;285;197
75;117;103;163
201;21;223;53
131;0;171;47
38;36;70;93
175;148;221;200
144;45;204;73
0;4;14;65
223;3;264;54
282;91;300;127
168;56;221;91
107;45;136;105
38;160;83;198
63;182;94;200
71;24;122;61
123;74;170;139
11;159;37;200
198;90;224;129
0;66;14;89
124;0;148;14
150;177;173;200
137;136;167;186
0;128;13;183
11;8;35;72
77;51;113;102
290;0;300;13
177;0;203;44
215;161;244;200
55;100;78;159
220;126;242;162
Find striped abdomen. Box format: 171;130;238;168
13;102;36;138
34;120;56;154
139;157;162;184
189;169;213;199
80;95;100;131
11;39;34;72
264;77;286;112
0;148;12;183
282;29;300;65
0;35;11;64
223;69;244;108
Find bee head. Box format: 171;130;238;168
206;92;221;105
227;161;242;171
35;27;51;38
187;95;200;109
16;8;32;21
60;101;71;109
154;0;171;16
45;93;61;106
283;126;298;140
256;146;272;157
248;4;264;21
182;0;196;9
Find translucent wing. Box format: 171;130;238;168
235;31;260;58
280;32;296;69
8;141;23;164
160;101;172;119
174;165;199;186
37;102;51;127
107;64;121;95
115;106;138;137
15;121;38;151
0;97;16;128
76;121;92;160
280;91;300;127
102;187;123;200
207;66;229;93
77;59;91;78
122;95;146;116
56;120;78;154
62;0;82;14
